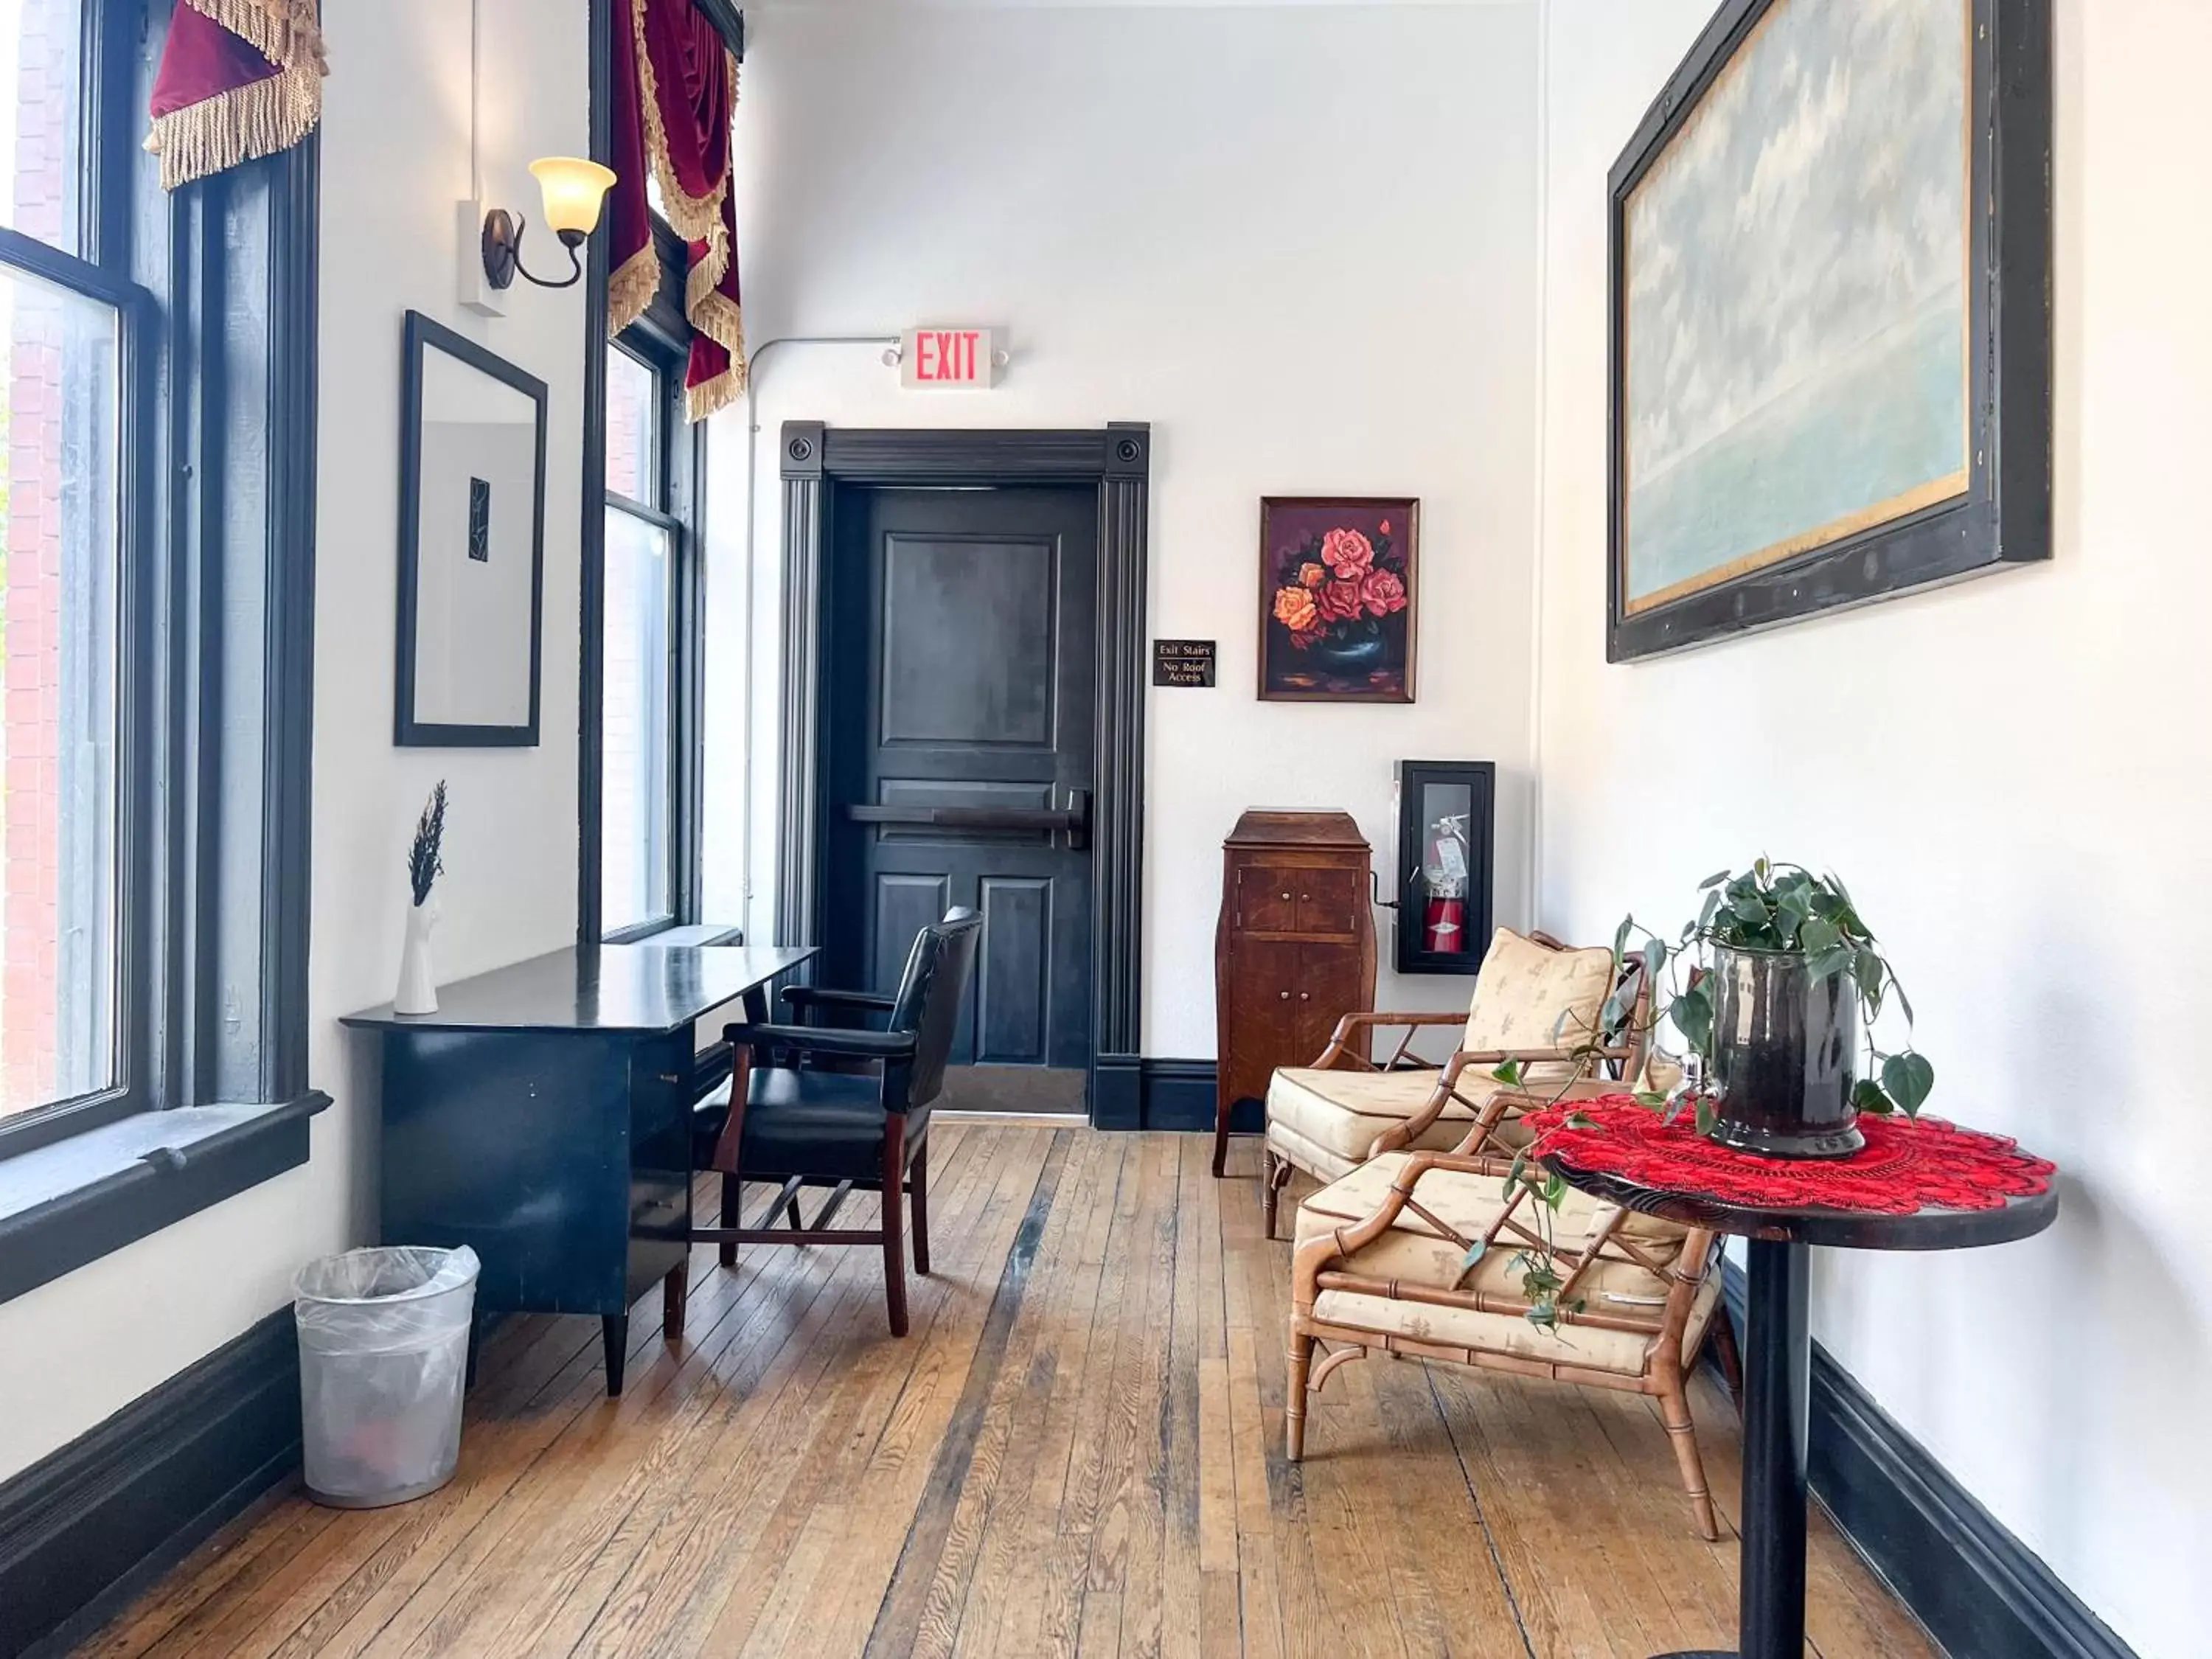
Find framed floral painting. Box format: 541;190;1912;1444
1257;496;1418;703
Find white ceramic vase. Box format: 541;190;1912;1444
394;894;441;1015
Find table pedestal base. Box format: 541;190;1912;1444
1649;1237;1811;1659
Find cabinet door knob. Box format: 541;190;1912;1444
1299;992;1310;1001
1301;893;1311;902
1280;891;1292;902
1279;990;1291;1001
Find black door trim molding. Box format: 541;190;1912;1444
776;423;1151;1093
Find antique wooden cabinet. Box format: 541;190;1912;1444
1213;810;1377;1177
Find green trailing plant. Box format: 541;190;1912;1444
1465;859;1933;1330
1611;860;1933;1127
407;780;448;908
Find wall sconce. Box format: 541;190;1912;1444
481;158;616;291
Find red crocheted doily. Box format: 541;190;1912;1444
1523;1096;2054;1214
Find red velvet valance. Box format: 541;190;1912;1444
145;0;326;192
609;0;744;420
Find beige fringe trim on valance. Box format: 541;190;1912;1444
609;243;659;338
144;0;327;192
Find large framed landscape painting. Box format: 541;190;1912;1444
1607;0;2051;661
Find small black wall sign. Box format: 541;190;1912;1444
1152;639;1217;687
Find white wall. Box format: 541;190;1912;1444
1534;4;2210;1653
0;0;590;1481
707;2;1545;1054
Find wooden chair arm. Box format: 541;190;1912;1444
1291;1149;1500;1301
1310;1010;1468;1071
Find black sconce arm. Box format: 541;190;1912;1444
481;209;585;292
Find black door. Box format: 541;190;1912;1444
821;485;1096;1114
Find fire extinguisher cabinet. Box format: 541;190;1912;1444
1392;760;1495;975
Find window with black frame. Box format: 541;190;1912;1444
0;0;318;1262
0;0;132;1130
599;320;699;942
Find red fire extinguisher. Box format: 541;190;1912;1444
1423;894;1467;954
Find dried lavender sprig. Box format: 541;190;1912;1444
408;781;448;907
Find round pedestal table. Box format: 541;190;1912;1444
1537;1107;2059;1659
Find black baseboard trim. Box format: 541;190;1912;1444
1717;1262;2133;1659
1091;1057;1249;1134
0;1308;302;1658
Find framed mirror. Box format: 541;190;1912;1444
395;310;548;746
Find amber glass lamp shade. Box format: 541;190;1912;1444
530;156;616;244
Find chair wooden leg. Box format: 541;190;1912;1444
1711;1306;1746;1414
910;1139;931;1276
883;1121;910;1337
662;1260;687;1346
719;1172;740;1268
1285;1329;1313;1460
1211;1098;1232;1178
1261;1149;1281;1240
1658;1371;1719;1542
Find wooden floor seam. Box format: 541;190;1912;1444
80;1124;1940;1659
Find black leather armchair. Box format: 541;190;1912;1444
676;909;981;1338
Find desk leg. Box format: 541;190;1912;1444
602;1313;629;1397
1654;1237;1809;1659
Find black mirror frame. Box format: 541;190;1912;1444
395;309;550;747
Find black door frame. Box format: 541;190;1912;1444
776;422;1151;1106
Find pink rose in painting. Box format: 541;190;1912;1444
1316;578;1366;625
1321;527;1374;580
1360;568;1408;617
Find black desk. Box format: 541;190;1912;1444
1544;1154;2057;1659
342;942;815;1393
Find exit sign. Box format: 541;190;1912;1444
901;326;996;389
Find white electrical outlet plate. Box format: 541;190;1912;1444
457;199;508;318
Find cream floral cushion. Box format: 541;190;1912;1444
1266;1067;1501;1166
1461;928;1615;1085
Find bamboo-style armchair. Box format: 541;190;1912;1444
1260;928;1650;1239
1285;1089;1739;1539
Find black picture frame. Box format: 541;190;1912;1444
1393;760;1495;977
1607;0;2052;661
395;310;549;746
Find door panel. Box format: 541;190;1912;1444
1295;866;1364;938
824;486;1098;1105
1224;937;1303;1105
977;876;1052;1064
880;534;1057;748
1235;866;1298;933
872;873;951;995
1298;943;1368;1057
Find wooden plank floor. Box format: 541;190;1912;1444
84;1126;1938;1658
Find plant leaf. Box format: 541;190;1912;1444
1853;1077;1896;1116
1672;983;1713;1052
1693;1096;1717;1135
1798;917;1840;958
1492;1058;1524;1088
1881;1051;1935;1116
1543;1171;1568;1208
1613;915;1633;964
1699;869;1732;890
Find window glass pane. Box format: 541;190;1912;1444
602;507;672;935
605;345;657;505
0;0;83;256
0;261;120;1118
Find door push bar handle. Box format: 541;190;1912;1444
846;788;1091;850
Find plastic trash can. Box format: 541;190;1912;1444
294;1245;480;1508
